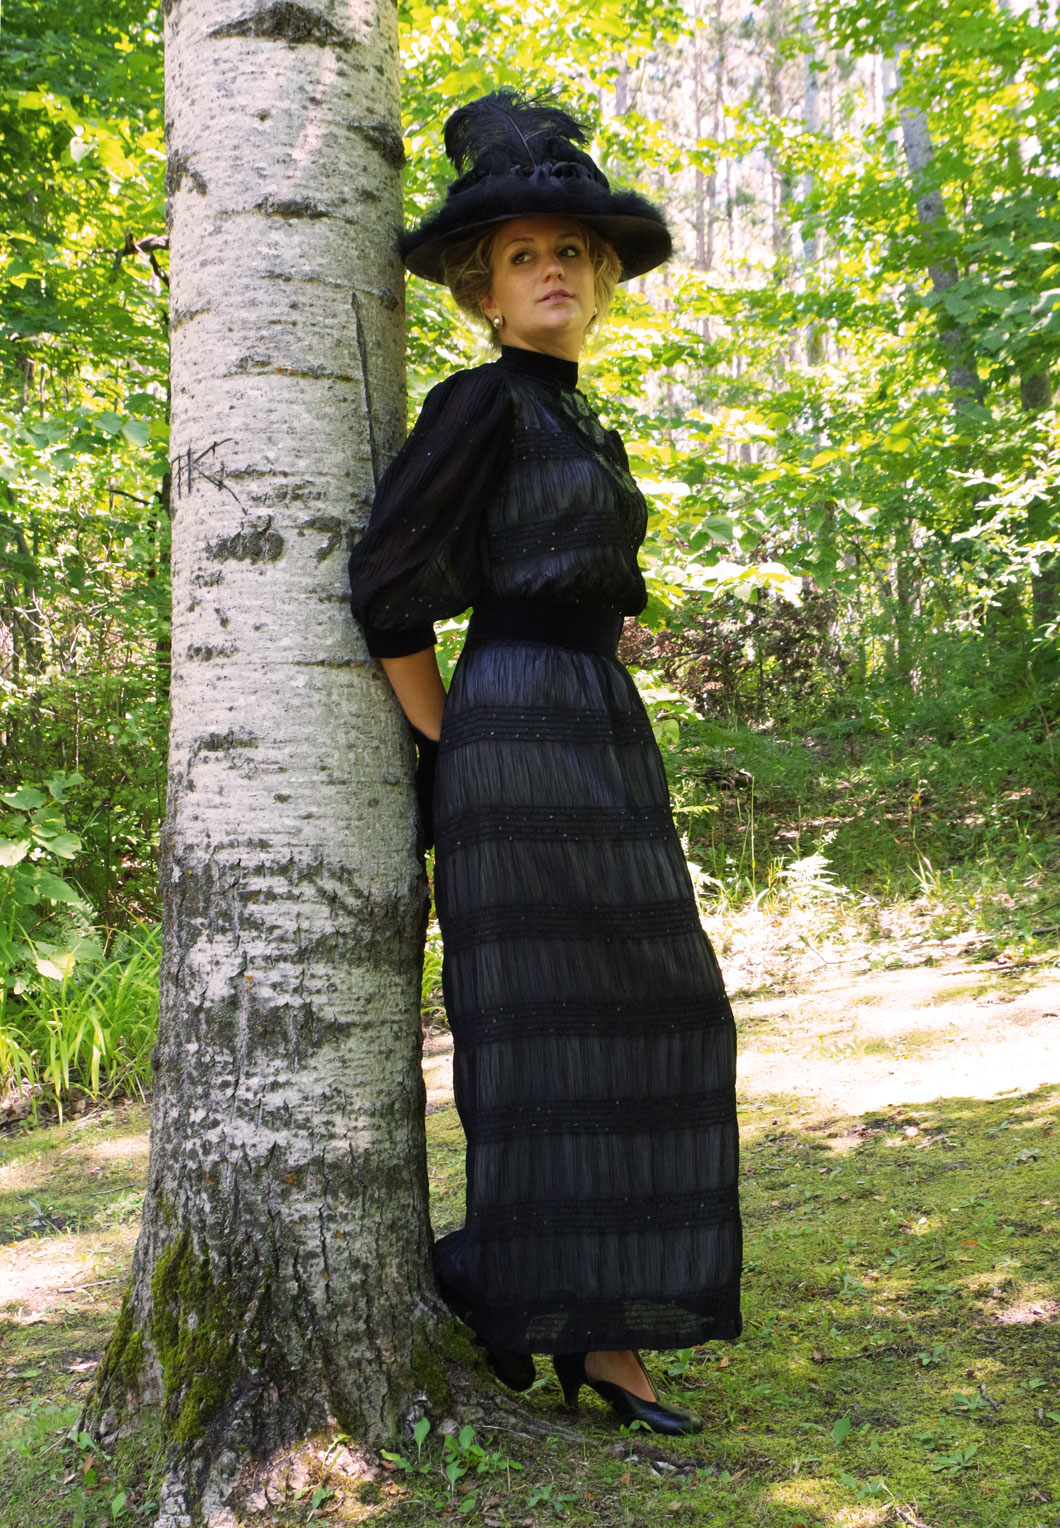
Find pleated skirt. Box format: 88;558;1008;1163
432;631;742;1354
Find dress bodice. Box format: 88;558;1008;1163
348;347;648;657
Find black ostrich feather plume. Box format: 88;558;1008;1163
400;86;672;283
443;89;607;193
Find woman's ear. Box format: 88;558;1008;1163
479;291;498;325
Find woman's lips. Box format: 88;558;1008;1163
538;290;575;303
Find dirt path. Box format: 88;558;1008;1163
423;950;1060;1118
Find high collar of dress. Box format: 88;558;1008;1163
498;345;579;391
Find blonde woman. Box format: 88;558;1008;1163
350;91;741;1436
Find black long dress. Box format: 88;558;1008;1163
349;345;741;1354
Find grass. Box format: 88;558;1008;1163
662;714;1060;962
0;926;159;1122
2;1022;1059;1527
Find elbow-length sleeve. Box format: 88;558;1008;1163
348;364;513;658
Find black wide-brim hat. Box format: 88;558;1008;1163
402;90;672;285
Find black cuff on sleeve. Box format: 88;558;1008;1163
363;623;438;658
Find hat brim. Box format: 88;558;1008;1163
401;180;672;284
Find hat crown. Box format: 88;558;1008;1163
401;87;672;284
443;89;609;200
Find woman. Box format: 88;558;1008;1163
349;92;741;1437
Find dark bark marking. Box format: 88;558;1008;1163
208;3;353;48
191;730;258;759
350;121;405;170
169;304;209;330
370;284;401;313
166;153;208;197
172;440;245;512
205;520;284;563
233;350;273;372
350;292;379;490
298;513;343;561
257;195;331;219
186;642;237;662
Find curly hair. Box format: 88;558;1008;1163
443;220;621;349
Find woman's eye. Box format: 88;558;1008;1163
559;244;583;257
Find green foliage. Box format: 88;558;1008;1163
0;771;96;994
0;917;158;1115
1;0;169;936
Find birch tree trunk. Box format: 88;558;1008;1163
798;0;825;367
83;2;437;1522
892;56;983;410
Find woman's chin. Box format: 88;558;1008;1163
509;315;587;354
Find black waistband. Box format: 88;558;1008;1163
466;598;623;657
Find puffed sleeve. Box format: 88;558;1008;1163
348;363;513;657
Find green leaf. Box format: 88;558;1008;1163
2;788;46;810
33;831;81;859
45;772;83;803
121;419;151;446
833;1415;852;1445
36;951;77;980
0;838;30;867
33;870;82;902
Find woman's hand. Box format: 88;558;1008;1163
381;650;447;849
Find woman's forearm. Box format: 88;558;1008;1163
381;649;447;741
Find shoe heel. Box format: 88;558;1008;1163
552;1352;586;1409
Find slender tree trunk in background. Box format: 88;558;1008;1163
892;528;918;683
799;0;825;368
614;56;629;117
1020;366;1060;632
693;0;708;272
707;0;725;276
691;0;722;344
764;0;792;292
892;58;983;411
83;3;436;1523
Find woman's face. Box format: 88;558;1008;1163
479;216;596;361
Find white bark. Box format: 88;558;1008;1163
892;50;983;407
798;0;824;366
86;3;436;1522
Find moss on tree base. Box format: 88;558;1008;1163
149;1230;243;1446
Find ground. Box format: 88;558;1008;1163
3;926;1059;1528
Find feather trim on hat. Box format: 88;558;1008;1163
401;87;672;285
443;89;607;194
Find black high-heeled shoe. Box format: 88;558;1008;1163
477;1339;536;1392
553;1352;703;1436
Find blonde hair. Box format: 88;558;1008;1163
443;219;621;349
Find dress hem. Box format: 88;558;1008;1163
433;1256;743;1355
